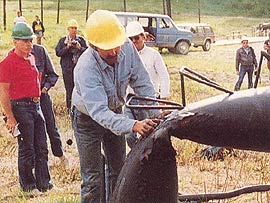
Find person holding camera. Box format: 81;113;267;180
55;19;87;114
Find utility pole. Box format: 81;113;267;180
198;0;201;23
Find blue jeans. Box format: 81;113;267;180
234;65;254;91
40;93;63;157
72;107;126;203
11;100;51;191
62;71;74;110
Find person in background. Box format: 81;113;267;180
13;10;26;24
126;21;170;100
32;43;68;167
263;31;270;80
32;15;45;45
55;19;87;114
0;22;52;194
234;37;257;91
72;10;168;203
125;21;171;148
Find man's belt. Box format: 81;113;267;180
11;97;40;103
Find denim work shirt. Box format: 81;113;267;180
72;39;157;136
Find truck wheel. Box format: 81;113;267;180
202;40;211;51
175;41;190;55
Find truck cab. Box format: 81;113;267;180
114;12;194;55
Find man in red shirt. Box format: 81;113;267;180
0;22;52;194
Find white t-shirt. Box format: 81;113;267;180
14;16;26;24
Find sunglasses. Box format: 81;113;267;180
129;34;141;41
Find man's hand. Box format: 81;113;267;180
236;70;239;75
75;42;81;50
67;41;72;49
5;116;17;135
41;87;48;94
132;119;160;137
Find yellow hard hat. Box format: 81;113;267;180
67;19;78;28
85;10;126;50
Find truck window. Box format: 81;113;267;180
160;18;172;29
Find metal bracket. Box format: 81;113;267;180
254;51;270;88
179;66;234;106
126;95;183;110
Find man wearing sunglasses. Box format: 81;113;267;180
126;21;170;100
234;37;258;91
125;21;171;148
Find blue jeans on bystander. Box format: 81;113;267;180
11;100;52;192
234;65;254;91
40;93;63;157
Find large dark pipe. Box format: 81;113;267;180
169;87;270;152
113;87;270;203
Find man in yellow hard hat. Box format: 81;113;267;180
71;10;167;203
55;19;87;114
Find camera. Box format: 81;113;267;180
71;40;77;47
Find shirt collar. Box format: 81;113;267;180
138;44;146;55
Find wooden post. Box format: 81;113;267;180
3;0;6;30
198;0;201;23
166;0;171;18
41;0;44;23
19;0;22;14
86;0;90;21
123;0;126;12
57;0;61;24
162;0;166;15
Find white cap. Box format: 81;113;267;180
126;21;144;37
241;36;249;42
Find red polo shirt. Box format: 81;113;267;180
0;50;41;99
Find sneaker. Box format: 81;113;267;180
59;154;69;168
